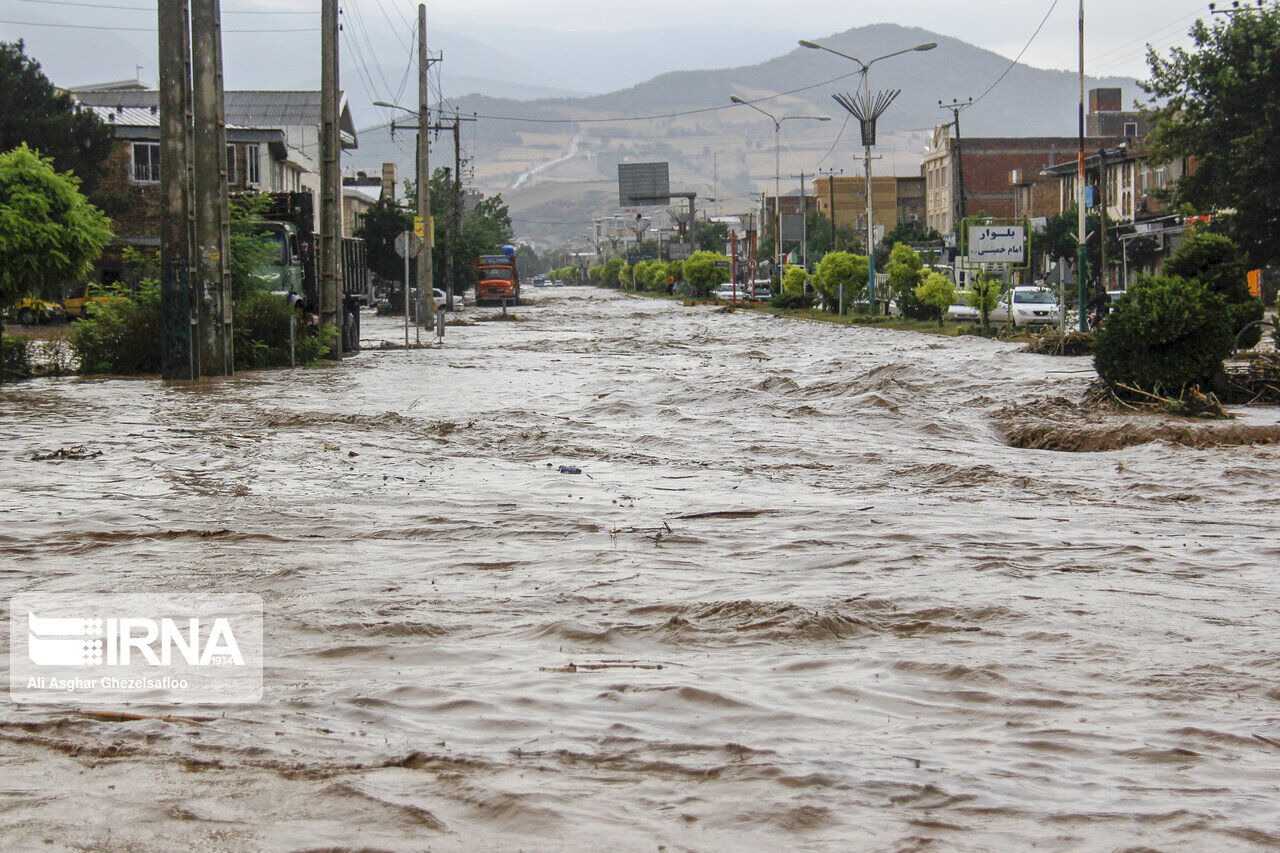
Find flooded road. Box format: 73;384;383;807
2;286;1279;851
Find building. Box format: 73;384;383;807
923;88;1138;234
72;86;360;281
75;87;359;231
1041;142;1195;287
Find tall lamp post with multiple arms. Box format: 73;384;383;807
799;39;936;312
729;95;830;284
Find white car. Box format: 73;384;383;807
946;293;980;322
991;286;1060;327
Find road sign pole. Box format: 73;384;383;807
403;233;410;348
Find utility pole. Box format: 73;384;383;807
417;3;434;331
158;0;195;379
191;0;231;375
428;114;474;311
1098;147;1108;293
939;98;972;225
789;171;809;267
320;0;341;356
1077;0;1089;331
818;167;842;252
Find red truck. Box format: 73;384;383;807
475;253;520;305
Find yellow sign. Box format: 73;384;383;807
413;216;425;238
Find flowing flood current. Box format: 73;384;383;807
2;287;1279;851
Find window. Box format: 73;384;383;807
131;142;160;183
226;144;237;184
1124;121;1138;138
245;144;260;185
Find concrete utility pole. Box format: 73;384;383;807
939;98;972;225
417;3;433;330
1077;0;1089;331
818;168;842;252
320;0;342;356
158;0;195;380
191;0;231;375
789;171;809;267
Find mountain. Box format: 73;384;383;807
348;23;1138;247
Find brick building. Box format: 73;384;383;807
923;88;1138;234
809;175;925;235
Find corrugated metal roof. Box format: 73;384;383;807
76;89;357;147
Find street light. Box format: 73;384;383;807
801;39;936;312
729;95;830;285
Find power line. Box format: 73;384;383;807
12;0;313;11
0;17;317;31
972;0;1062;105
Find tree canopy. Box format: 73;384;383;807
682;251;730;296
0;41;114;192
354;197;413;284
1142;6;1280;266
0;143;112;311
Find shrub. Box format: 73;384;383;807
782;265;809;295
770;291;812;310
885;243;929;318
1164;232;1264;348
1093;275;1233;394
1;335;31;381
915;272;957;326
68;283;161;374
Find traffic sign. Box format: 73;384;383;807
395;231;422;258
413;216;425;238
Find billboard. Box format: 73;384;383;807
780;213;805;242
618;162;670;206
966;224;1026;265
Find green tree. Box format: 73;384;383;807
803;211;863;261
885;243;928;318
354;197;413;285
682;250;730;297
0;42;113;192
1163;231;1264;348
1094;275;1233;393
915;272;957;326
813;251;868;312
0;143;111;360
782;265;810;295
601;257;624;287
412;168;514;294
882;221;943;248
967;272;1003;329
1143;6;1280;267
694;219;730;253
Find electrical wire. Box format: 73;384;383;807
0;17;317;31
972;0;1061;105
11;0;313;11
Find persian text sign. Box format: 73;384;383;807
968;225;1026;264
10;593;263;705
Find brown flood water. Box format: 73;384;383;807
2;286;1279;851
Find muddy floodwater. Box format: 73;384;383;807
2;287;1280;851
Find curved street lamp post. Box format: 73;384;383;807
729;95;830;286
799;39;936;312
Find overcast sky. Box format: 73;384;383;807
424;0;1209;78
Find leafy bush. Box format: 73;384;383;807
1;335;31;381
782;265;809;295
915;272;957;326
1093;275;1233;393
68;283;161;374
885;243;925;317
770;291;813;310
1163;232;1265;348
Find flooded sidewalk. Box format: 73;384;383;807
2;286;1279;851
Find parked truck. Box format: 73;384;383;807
248;192;368;353
475;248;520;305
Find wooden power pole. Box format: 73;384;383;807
320;0;342;356
158;0;195;379
191;0;232;375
